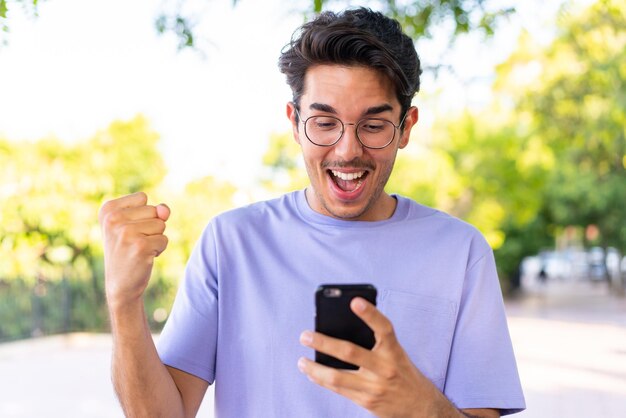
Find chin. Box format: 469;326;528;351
324;200;372;220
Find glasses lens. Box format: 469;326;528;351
357;119;395;148
304;116;343;146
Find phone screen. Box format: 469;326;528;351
315;284;377;370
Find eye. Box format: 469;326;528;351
360;119;387;133
310;116;341;131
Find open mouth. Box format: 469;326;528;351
329;169;368;193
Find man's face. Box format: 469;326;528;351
287;64;418;221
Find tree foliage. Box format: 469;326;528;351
261;132;309;194
379;0;514;39
0;115;239;340
155;0;514;50
0;114;167;284
0;0;515;49
497;0;626;251
0;116;167;339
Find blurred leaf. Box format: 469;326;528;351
1;114;242;339
385;0;514;41
260;132;309;193
314;0;324;13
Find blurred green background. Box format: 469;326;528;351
1;0;624;342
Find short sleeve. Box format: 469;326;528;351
156;223;219;384
444;249;526;415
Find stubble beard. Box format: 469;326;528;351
306;157;396;221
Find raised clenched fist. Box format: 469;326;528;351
99;192;170;310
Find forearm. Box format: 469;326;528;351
109;299;185;418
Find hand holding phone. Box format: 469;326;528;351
315;284;377;370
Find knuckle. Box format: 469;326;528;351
380;365;399;381
118;224;135;242
340;343;359;359
362;398;375;410
326;371;342;388
99;206;114;227
98;201;112;221
367;383;387;400
380;321;396;340
103;209;123;229
360;395;380;411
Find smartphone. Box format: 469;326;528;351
315;283;377;370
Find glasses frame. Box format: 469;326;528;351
294;107;408;150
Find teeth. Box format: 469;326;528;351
331;170;365;181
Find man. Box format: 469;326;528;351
99;8;525;418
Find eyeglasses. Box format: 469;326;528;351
295;108;407;149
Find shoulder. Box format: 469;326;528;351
191;192;298;257
396;195;492;254
209;191;299;232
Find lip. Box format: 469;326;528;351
326;169;369;202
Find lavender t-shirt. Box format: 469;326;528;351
157;190;525;416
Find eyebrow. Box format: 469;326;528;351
308;102;394;117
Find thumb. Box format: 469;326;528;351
156;203;171;221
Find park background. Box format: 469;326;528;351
0;0;625;416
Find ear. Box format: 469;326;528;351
286;102;302;145
398;106;418;149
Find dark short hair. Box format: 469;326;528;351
278;7;421;119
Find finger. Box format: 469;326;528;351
100;194;153;226
351;298;398;348
300;330;371;370
297;357;382;404
125;217;168;236
119;191;149;208
131;234;169;260
156;203;170;221
103;205;159;231
100;192;148;217
148;234;169;257
297;357;366;393
120;205;160;222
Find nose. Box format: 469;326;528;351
334;123;363;160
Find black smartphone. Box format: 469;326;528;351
315;283;377;370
